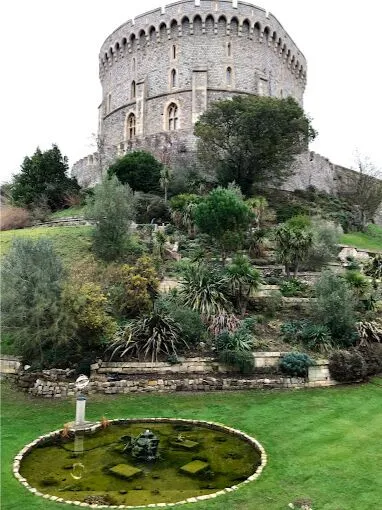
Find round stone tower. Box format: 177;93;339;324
73;0;307;185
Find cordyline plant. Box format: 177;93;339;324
179;263;231;320
108;304;187;362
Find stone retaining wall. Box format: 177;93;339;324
0;355;21;376
27;373;335;398
3;354;335;398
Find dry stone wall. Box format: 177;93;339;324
3;355;336;398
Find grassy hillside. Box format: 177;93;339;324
0;226;93;266
340;232;382;252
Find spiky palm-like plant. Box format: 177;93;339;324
179;263;231;320
109;304;185;362
225;255;261;316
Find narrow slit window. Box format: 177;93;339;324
131;80;136;99
171;69;177;88
172;45;176;59
226;67;232;85
227;42;231;57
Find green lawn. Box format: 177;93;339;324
0;226;93;266
2;381;382;510
340;232;382;252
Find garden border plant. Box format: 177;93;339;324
13;418;267;508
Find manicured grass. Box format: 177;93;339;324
49;206;85;219
0;226;93;266
2;381;382;510
340;232;382;252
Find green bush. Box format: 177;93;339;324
218;349;254;374
304;218;343;270
313;271;357;346
344;270;370;295
280;320;308;343
328;350;367;382
301;324;333;353
280;278;309;297
259;290;283;317
279;352;314;378
357;344;382;376
215;320;254;352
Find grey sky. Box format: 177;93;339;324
2;0;381;184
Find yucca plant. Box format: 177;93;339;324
179;263;231;320
225;254;261;316
356;320;382;347
109;305;186;362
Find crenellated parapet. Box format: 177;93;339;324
98;0;306;85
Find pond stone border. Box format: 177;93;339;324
13;418;267;508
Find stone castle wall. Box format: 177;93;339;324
73;0;308;186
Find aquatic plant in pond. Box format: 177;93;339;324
17;419;264;507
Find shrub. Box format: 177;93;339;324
0;206;30;230
364;254;382;280
109;305;187;362
301;324;333;353
313;271;357;346
218;349;254;374
328;350;367;382
63;282;117;346
179;263;231;319
1;238;73;367
280;278;309;297
158;297;208;345
279;353;314;378
215;320;254;352
208;313;240;337
344;270;370;295
280;320;307;343
107;256;159;318
305;218;343;270
355;320;382;346
274;222;314;277
134;193;170;224
357;344;382;376
108;150;162;194
85;176;135;261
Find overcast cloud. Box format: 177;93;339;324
1;0;381;184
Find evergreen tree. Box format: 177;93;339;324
11;145;80;210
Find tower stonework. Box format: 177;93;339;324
72;0;308;187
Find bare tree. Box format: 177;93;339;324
338;155;382;230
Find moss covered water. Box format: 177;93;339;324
20;421;261;506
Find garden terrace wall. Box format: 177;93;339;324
4;355;334;398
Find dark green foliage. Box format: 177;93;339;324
313;271;357;345
0;238;72;367
280;320;332;353
134;193;170;224
218;349;254;374
225;255;261;315
158;297;208;345
180;263;231;319
194;187;252;263
85;176;135;261
11;145;80;211
305;218;342;270
328;350;367;382
109;304;187;362
357;344;382;376
215;318;255;373
344;270;370;295
364;254;382;280
108;150;162;193
279;278;310;297
195;95;316;195
258;291;282;317
279;353;314;378
215;319;255;352
274;221;314;277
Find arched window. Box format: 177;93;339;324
226;67;232;85
131;80;136;99
168;103;178;130
171;69;177;88
127;113;136;139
